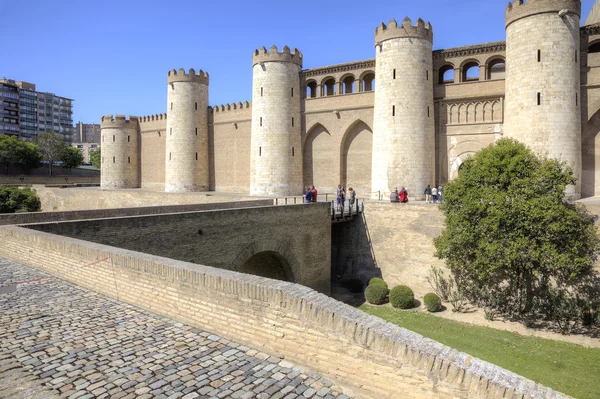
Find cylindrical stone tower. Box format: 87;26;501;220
250;45;303;196
165;68;210;192
100;114;140;189
504;0;582;199
371;18;435;200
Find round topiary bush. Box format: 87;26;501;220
423;293;443;312
365;283;389;305
368;277;388;289
390;285;414;309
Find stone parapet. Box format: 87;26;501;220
252;45;303;67
100;114;139;129
375;17;433;46
506;0;581;28
167;68;209;85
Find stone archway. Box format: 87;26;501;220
240;251;294;282
340;120;373;196
231;240;299;283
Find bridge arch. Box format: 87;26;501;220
232;240;298;283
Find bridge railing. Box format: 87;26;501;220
271;196;364;222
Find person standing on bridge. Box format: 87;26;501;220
348;187;356;208
424;184;432;204
304;186;313;203
311;185;318;203
399;187;408;203
390;188;400;203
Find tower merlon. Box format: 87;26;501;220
252;45;303;67
139;113;167;123
213;101;251;113
167;68;210;85
375;17;433;46
100;114;140;129
505;0;581;28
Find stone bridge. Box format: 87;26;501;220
5;201;332;294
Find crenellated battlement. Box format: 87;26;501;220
100;114;139;129
505;0;581;27
212;101;251;113
375;17;433;46
167;68;209;85
252;45;303;67
139;113;168;123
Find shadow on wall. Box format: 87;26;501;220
331;212;381;285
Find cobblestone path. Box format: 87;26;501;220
0;259;353;399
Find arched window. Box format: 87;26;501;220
322;78;336;96
462;62;480;82
342;75;355;94
362;73;375;92
462;61;479;82
438;65;454;84
487;59;505;80
589;41;600;54
306;81;317;98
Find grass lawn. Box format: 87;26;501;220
360;305;600;399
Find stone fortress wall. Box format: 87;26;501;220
0;224;571;399
101;0;600;200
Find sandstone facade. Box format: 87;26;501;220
101;0;600;200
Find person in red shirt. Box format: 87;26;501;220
311;185;318;202
399;187;409;203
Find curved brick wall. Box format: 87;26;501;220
0;226;571;399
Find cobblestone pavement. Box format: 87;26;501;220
0;259;354;399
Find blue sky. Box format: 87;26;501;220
1;0;596;123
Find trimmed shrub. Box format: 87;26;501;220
0;185;41;213
365;283;389;305
423;293;443;312
390;285;414;309
368;277;388;289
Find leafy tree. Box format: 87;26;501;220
35;132;67;176
61;146;84;170
0;135;41;174
0;185;41;213
89;147;101;169
434;138;600;325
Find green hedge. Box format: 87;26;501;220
0;185;41;213
423;293;443;312
365;283;389;305
390;285;414;309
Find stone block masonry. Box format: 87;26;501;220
23;203;332;294
0;225;571;398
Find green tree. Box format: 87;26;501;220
0;135;42;174
89;147;101;169
61;146;84;170
0;185;41;213
434;138;600;323
35;132;67;176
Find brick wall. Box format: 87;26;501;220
0;199;272;226
0;226;569;399
23;203;332;294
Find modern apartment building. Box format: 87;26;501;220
0;78;74;142
71;142;99;164
73;122;101;143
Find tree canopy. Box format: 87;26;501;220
89;147;101;169
61;147;84;170
434;138;600;326
35;132;67;176
0;135;41;174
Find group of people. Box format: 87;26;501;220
390;187;409;203
390;185;443;204
424;184;443;204
336;185;356;212
304;184;356;212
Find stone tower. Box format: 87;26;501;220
250;45;303;196
165;68;210;192
504;0;582;199
100;115;140;189
371;18;435;200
